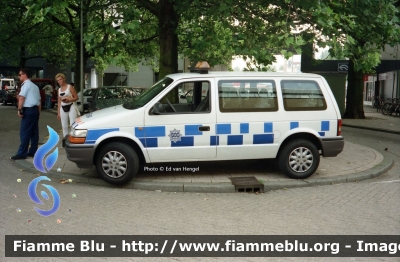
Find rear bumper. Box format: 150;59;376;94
320;137;344;157
64;136;95;168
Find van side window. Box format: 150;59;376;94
281;80;327;111
218;80;278;112
153;81;210;114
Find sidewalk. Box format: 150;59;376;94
342;104;400;135
10;105;396;193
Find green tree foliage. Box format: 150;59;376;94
21;0;159;91
19;0;312;83
177;1;304;69
8;0;399;111
0;1;73;71
307;0;400;118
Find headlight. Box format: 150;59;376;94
72;129;87;137
68;129;87;144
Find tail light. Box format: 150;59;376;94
337;119;342;136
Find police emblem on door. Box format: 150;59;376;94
168;129;182;143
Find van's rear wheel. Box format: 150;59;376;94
95;142;139;185
278;139;319;179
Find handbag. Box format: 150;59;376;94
62;103;72;112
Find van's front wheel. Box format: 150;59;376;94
278;139;319;179
95;142;139;185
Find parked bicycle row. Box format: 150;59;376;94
373;96;400;117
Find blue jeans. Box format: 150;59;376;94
16;106;39;157
45;94;52;109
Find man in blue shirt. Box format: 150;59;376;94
11;68;41;160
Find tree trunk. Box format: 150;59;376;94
343;59;365;119
158;0;179;79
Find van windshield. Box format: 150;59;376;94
123;77;174;109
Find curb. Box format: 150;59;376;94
342;124;400;135
11;152;394;193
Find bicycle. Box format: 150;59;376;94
381;98;400;116
391;98;400;117
379;98;391;115
372;96;382;108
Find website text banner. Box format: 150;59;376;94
5;235;400;257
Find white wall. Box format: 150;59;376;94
381;44;400;60
103;63;154;88
127;64;154;87
381;71;398;98
369;71;399;99
101;57;230;88
90;69;97;88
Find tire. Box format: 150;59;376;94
95;142;139;185
278;139;320;179
382;103;389;115
2;99;5;105
380;103;386;115
388;104;395;116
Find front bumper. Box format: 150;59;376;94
320;137;344;157
64;136;95;168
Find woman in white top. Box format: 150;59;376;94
56;73;78;137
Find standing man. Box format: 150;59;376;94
43;84;53;109
10;68;41;160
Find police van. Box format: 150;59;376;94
65;71;344;185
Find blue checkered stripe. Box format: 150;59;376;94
212;122;274;146
290;121;330;136
135;123;275;148
85;128;119;144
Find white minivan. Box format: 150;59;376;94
65;72;344;185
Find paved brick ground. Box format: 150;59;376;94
342;105;400;134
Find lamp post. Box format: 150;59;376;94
79;0;84;113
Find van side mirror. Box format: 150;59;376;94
87;97;93;102
152;102;165;115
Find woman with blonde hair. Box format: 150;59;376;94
56;73;78;137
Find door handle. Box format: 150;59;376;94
199;126;210;131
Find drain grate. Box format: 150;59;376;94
229;176;264;193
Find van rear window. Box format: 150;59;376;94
281;80;327;111
218;80;278;112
